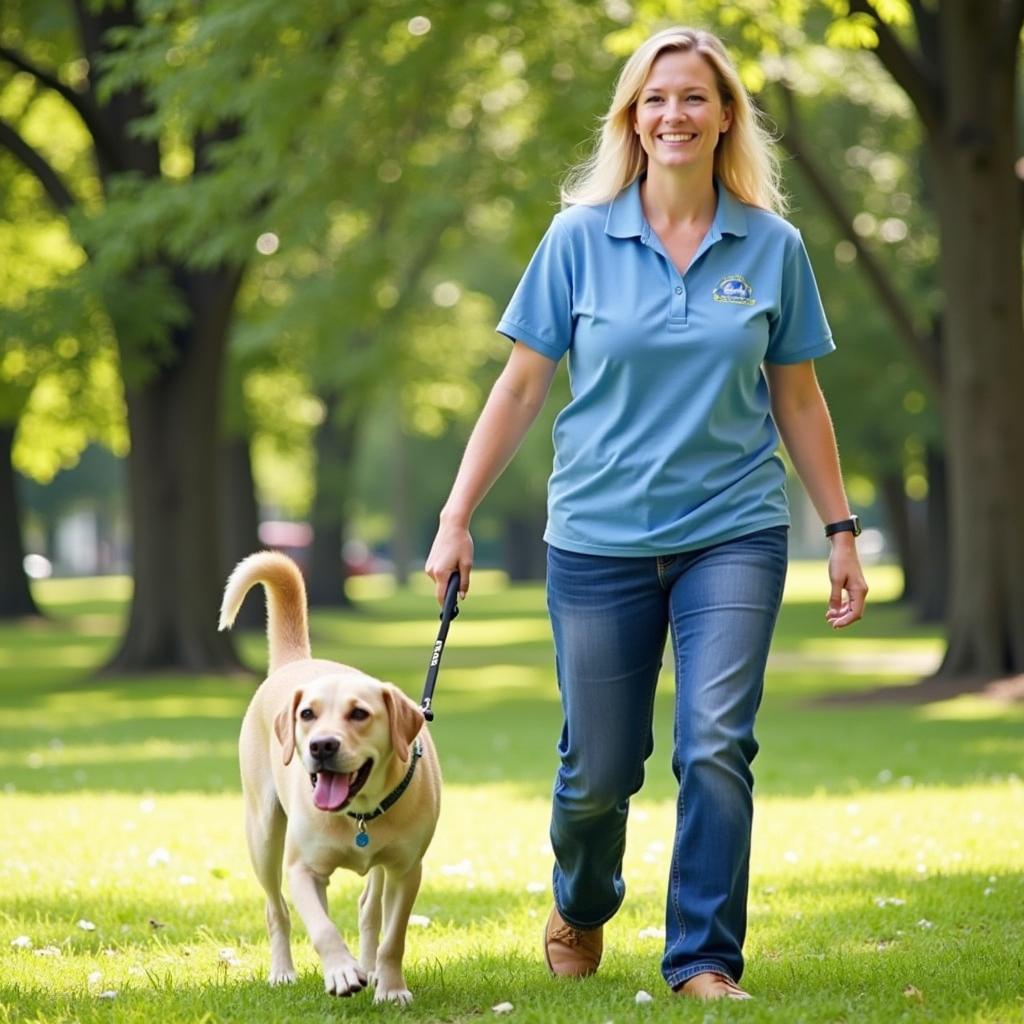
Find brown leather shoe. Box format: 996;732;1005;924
543;907;602;977
675;972;752;1000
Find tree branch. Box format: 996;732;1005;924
1002;0;1024;63
0;117;77;214
0;44;122;171
907;0;942;71
774;84;942;391
847;0;943;136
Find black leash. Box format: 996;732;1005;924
420;571;460;722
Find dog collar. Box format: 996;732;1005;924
347;738;423;847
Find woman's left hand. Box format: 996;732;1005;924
825;536;868;629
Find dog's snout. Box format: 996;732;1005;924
308;736;340;762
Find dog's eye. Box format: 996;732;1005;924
299;708;316;721
349;708;370;722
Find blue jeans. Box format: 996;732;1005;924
545;527;788;987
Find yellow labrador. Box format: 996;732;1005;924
219;551;441;1004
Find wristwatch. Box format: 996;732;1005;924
824;515;861;539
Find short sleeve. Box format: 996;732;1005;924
765;230;835;364
496;217;573;361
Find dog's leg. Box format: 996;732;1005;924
358;866;384;981
287;861;367;997
372;862;422;1004
244;787;296;985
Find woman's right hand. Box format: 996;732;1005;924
424;519;474;605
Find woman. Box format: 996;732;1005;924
425;26;867;1000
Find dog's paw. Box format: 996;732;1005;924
268;968;297;986
323;960;368;997
374;986;413;1005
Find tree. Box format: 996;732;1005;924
833;0;1024;676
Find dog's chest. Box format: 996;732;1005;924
297;821;401;877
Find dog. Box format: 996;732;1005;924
218;551;441;1004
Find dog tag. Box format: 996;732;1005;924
355;820;370;848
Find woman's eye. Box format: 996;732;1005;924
350;708;370;722
299;708;315;721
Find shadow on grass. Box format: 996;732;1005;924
1;690;1022;798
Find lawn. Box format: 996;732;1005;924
1;564;1022;1023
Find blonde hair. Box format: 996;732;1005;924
561;26;786;214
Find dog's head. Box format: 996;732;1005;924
274;673;424;813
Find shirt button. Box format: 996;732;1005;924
675;286;683;295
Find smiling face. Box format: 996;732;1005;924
274;674;424;814
632;48;732;177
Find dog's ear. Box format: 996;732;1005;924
273;689;303;766
382;684;424;763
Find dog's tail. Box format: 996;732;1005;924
218;551;311;673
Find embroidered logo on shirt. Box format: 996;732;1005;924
713;276;755;305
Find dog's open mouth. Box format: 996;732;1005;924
309;760;373;813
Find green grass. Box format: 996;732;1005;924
1;564;1022;1023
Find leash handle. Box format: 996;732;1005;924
420;571;460;721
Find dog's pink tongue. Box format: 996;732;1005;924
313;771;351;812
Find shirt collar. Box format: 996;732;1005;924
604;176;749;240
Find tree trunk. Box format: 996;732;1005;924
0;424;41;618
105;267;246;672
306;392;359;608
930;3;1024;676
391;416;412;586
878;470;916;604
915;446;949;624
219;433;264;631
503;512;548;581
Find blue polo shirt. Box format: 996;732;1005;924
496;177;835;557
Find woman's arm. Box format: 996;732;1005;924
765;360;868;628
425;342;559;603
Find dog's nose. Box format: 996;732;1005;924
308;737;340;762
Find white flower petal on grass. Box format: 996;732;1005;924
874;897;906;908
635;989;654;1004
988;875;998;883
409;915;431;927
34;946;62;957
10;936;32;949
917;919;934;929
526;882;545;894
492;1002;514;1014
877;768;893;783
637;926;665;940
783;850;799;864
177;875;196;886
98;991;117;1000
139;798;156;813
983;887;995;896
218;947;241;966
88;971;103;985
77;919;96;931
147;847;171;867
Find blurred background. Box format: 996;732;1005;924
1;0;1020;682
